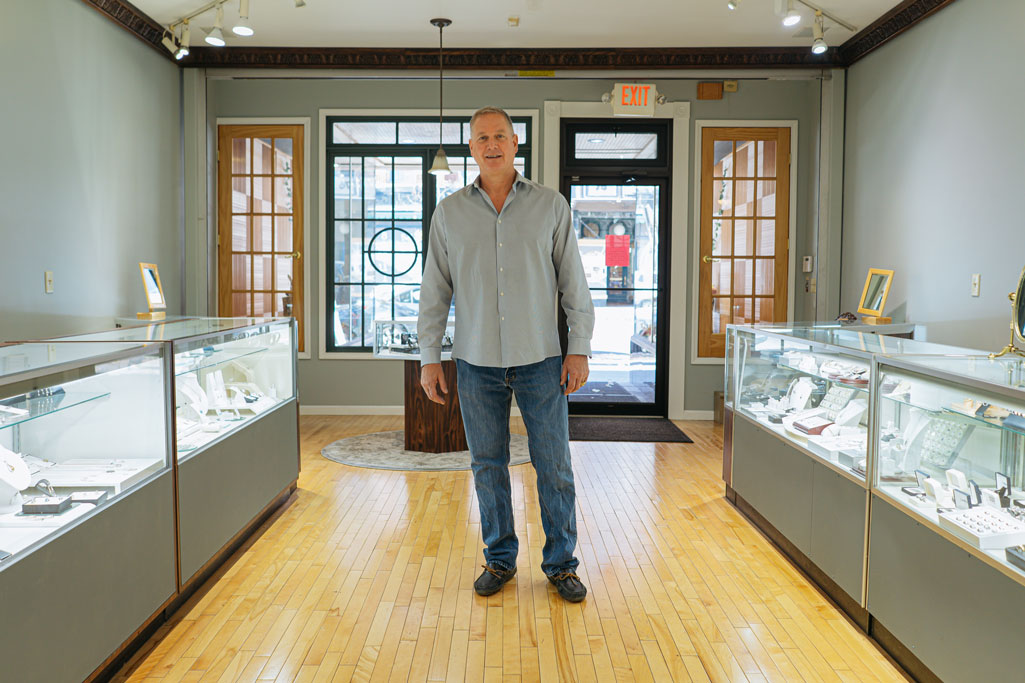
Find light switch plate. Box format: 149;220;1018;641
971;273;981;297
44;271;54;294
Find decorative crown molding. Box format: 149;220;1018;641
838;0;960;65
85;0;961;71
81;0;170;59
181;45;840;69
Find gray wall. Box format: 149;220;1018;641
0;0;182;341
842;0;1025;349
205;76;821;411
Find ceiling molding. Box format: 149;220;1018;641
81;0;172;60
838;0;961;65
180;46;841;69
87;0;962;71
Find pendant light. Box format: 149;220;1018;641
428;18;452;176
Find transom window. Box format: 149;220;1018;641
326;116;531;352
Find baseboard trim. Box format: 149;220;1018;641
301;405;524;417
300;405;403;415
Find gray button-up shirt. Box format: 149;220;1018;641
418;173;595;368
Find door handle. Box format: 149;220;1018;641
291;251;302;260
702;255;720;264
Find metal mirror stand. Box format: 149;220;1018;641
991;266;1025;359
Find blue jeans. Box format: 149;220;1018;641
456;356;579;577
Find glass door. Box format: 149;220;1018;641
565;179;668;415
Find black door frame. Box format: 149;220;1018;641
559;118;673;417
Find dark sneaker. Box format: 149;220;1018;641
474;564;516;596
548;571;587;602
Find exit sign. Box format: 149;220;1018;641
612;83;657;117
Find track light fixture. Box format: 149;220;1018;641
161;33;177;55
782;0;801;27
205;4;226;46
232;0;253;36
177;22;191;59
728;0;855;52
811;11;828;54
295;0;306;6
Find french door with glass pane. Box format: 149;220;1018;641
698;127;790;358
217;124;305;351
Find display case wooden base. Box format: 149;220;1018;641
403;360;468;453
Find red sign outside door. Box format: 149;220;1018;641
605;234;631;267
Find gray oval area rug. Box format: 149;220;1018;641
321;430;532;471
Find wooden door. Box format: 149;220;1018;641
698;127;790;358
217;124;305;351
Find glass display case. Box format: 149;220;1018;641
55;318;295;459
873;354;1025;574
373;318;454;360
731;326;931;480
0;341;170;562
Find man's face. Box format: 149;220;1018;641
468;113;518;176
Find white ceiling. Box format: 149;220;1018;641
136;0;904;49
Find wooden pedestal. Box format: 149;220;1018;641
404;360;468;453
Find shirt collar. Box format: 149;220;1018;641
469;172;528;195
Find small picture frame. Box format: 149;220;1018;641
138;262;166;320
858;268;895;318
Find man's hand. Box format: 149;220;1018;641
561;354;589;395
420;363;449;405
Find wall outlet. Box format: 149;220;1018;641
971;273;981;297
802;255;814;273
44;271;54;294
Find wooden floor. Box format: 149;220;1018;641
115;416;906;682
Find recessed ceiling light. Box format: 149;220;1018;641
726;0;740;9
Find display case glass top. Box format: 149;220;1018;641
373;319;454;361
729;325;884;482
46;318;296;460
0;342;170;566
873;353;1025;583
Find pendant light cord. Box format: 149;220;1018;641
438;23;444;149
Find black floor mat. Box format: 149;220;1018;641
568;417;693;443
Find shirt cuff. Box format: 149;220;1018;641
567;338;591;357
420;347;442;365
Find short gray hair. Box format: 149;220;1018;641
469;106;514;136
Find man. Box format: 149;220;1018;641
417;106;595;603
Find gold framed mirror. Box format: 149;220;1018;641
1015;266;1025;344
992;266;1025;358
137;262;166;321
857;268;894;324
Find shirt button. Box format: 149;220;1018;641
500;267;504;272
501;316;505;321
499;243;503;247
500;292;504;296
498;219;502;224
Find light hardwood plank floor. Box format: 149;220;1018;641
114;416;906;682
